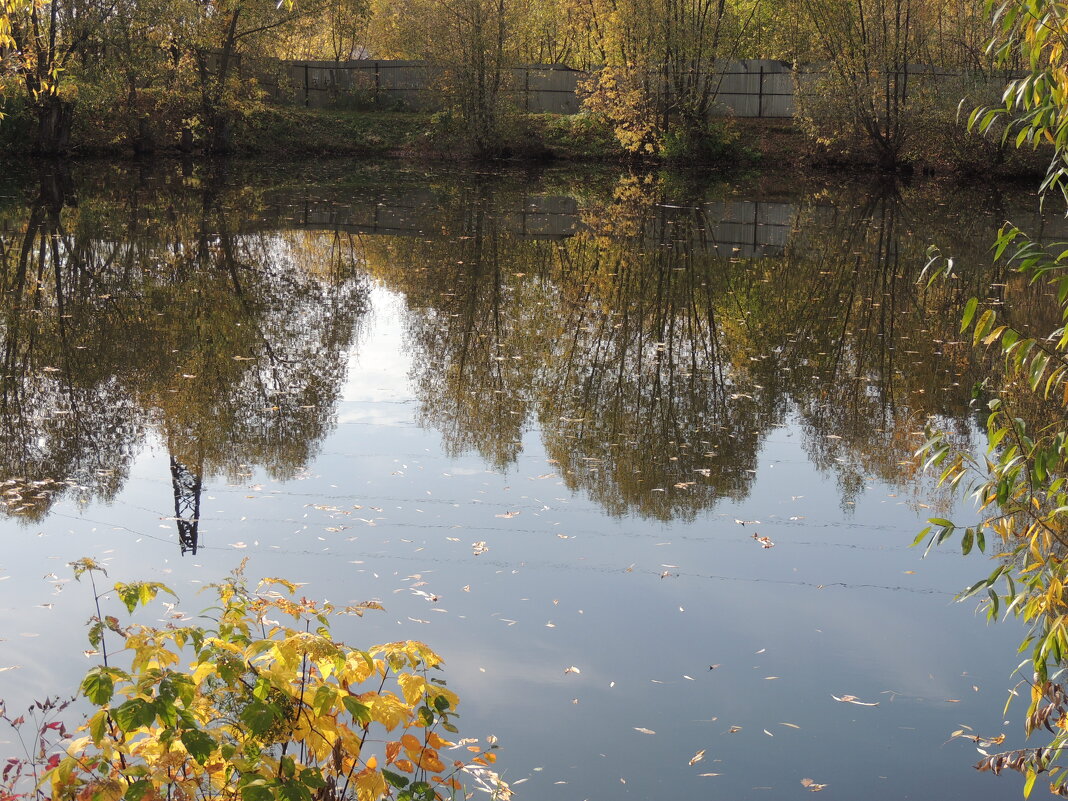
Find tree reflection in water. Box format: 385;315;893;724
369;172;1030;520
0;163;369;553
0;162;1046;547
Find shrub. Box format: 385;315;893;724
10;558;510;801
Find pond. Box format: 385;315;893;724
0;160;1057;800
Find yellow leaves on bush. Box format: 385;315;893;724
400;733;447;773
426;731;451;749
416;750;446;773
354;768;387;801
385;740;402;764
45;563;511;801
365;692;412;730
396;672;426;705
342;650;375;685
372;640;444;670
428;684;460;712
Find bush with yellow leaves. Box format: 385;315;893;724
42;559;509;801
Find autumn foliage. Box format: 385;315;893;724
19;559;509;801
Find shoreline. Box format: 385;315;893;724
0;106;1051;185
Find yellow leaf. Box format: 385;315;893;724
367;693;411;730
355;769;388;801
417;750;445;773
397;673;426;706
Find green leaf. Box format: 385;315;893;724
81;669;114;705
240;700;279;736
342;696;370;724
961;528;974;556
278;782;312;801
88;710;108;744
419;706;434;726
279;755;296;780
1024;768;1037;798
180;729;216;764
312;684;338;717
961;297;979;332
383;770;410;789
113;698;155;732
298;769;326;790
241;784;275;801
124;781;152;801
973;309;996;345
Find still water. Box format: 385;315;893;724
0;160;1057;800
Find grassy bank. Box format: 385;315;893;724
0;99;1051;180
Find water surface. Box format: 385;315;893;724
0;161;1055;800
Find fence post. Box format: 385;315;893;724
374;61;381;105
757;64;764;118
525;68;530;112
304;63;309;107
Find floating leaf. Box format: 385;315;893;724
832;694;878;706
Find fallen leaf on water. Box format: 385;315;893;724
633;727;655;735
752;533;775;548
779;722;800;729
950;729;1005;747
832;694;879;706
472;542;489;556
495;511;520;519
728;726;742;733
698;773;721;777
564;666;581;675
801;778;827;792
764;729;774;737
689;749;705;765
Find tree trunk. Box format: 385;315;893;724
33;98;74;156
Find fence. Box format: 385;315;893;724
252;58;793;118
250;59;1003;120
254;61;583;114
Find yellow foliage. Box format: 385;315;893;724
45;563;512;801
354;768;388;801
396;672;426;706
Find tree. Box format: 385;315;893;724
915;0;1068;794
369;0;516;155
578;0;758;157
